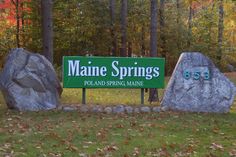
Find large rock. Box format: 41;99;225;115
161;52;236;113
0;48;62;111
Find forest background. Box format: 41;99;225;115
0;0;235;76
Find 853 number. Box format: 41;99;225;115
183;71;210;80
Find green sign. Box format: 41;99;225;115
63;56;165;88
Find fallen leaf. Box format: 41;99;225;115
212;127;219;134
68;145;79;152
133;147;140;156
210;143;224;151
229;149;236;157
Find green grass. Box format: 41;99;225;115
0;75;235;156
0;110;236;156
62;88;162;105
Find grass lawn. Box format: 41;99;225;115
61;88;161;106
0;74;235;156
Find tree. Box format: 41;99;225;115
217;0;224;65
141;26;146;56
128;41;132;57
109;0;117;56
41;0;53;63
120;0;127;57
187;0;193;49
127;0;149;57
149;0;158;102
159;0;166;58
150;0;157;58
1;0;235;72
11;0;20;47
176;0;181;51
20;1;25;47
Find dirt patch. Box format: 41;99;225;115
224;72;236;77
224;72;236;85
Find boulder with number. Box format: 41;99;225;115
0;48;62;111
161;52;236;113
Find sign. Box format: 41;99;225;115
63;56;165;88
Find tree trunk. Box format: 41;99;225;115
41;0;53;63
208;2;215;53
11;0;20;47
128;42;132;57
109;0;117;56
141;26;145;56
187;1;193;49
176;0;181;51
217;0;224;64
150;0;157;58
21;1;25;47
120;0;127;57
149;0;158;103
159;0;166;58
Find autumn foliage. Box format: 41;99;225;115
0;0;30;26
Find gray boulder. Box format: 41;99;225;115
161;52;236;113
0;48;62;111
125;106;133;114
140;106;151;113
63;106;78;112
133;107;140;113
113;105;125;114
104;107;112;114
92;105;103;113
80;105;89;113
152;106;161;112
